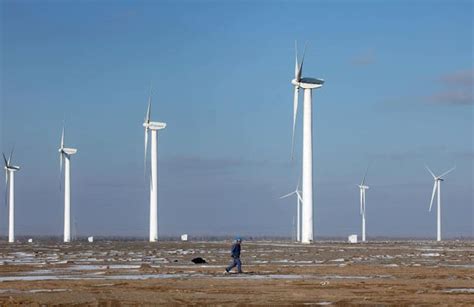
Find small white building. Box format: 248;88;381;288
88;236;94;243
348;234;358;243
181;234;188;241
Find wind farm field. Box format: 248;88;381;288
0;240;472;305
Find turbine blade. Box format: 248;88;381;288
4;170;9;209
8;146;14;165
145;93;152;123
144;87;151;179
296;190;303;203
144;128;149;178
61;125;65;149
297;41;307;81
429;181;437;212
60;153;63;173
439;166;456;178
425;164;436;179
2;153;7;167
291;86;299;160
294;40;299;80
361;163;370;185
280;191;296;199
59;153;63;191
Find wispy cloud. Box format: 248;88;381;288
426;69;473;106
426;90;473;106
380;69;474;109
351;49;376;67
439;69;473;87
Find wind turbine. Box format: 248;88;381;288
59;125;77;243
357;165;370;242
280;182;303;242
3;149;20;243
290;41;324;244
426;165;455;242
143;88;166;242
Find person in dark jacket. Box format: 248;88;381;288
225;237;242;274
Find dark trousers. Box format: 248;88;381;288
226;257;242;273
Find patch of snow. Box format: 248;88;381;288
443;288;474;293
421;253;440;257
330;258;345;262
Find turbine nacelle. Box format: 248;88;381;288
292;78;325;89
59;148;78;156
143;121;167;131
4;166;20;172
358;185;369;190
425;165;455;181
2;151;20;172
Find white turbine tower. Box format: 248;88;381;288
59;126;77;243
280;182;303;242
143;89;166;242
357;166;370;242
3;149;20;243
291;41;324;244
426;165;455;242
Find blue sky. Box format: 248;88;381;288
0;0;472;238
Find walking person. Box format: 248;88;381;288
225;237;243;274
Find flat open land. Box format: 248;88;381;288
0;240;472;305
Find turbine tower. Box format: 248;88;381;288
291;41;324;244
59;126;77;243
426;165;455;242
143;89;166;242
357;165;370;242
280;182;303;242
3;149;20;243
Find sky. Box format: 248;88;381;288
0;0;472;239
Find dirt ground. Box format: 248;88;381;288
0;240;472;305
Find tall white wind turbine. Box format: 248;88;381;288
280;182;303;242
290;41;324;244
358;166;370;242
426;165;455;242
143;90;166;242
59;126;77;243
3;149;20;243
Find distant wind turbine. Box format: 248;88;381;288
290;41;324;244
425;165;455;242
357;165;370;242
143;88;166;242
59;125;77;243
280;181;303;242
3;149;20;243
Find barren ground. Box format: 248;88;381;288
0;240;472;305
